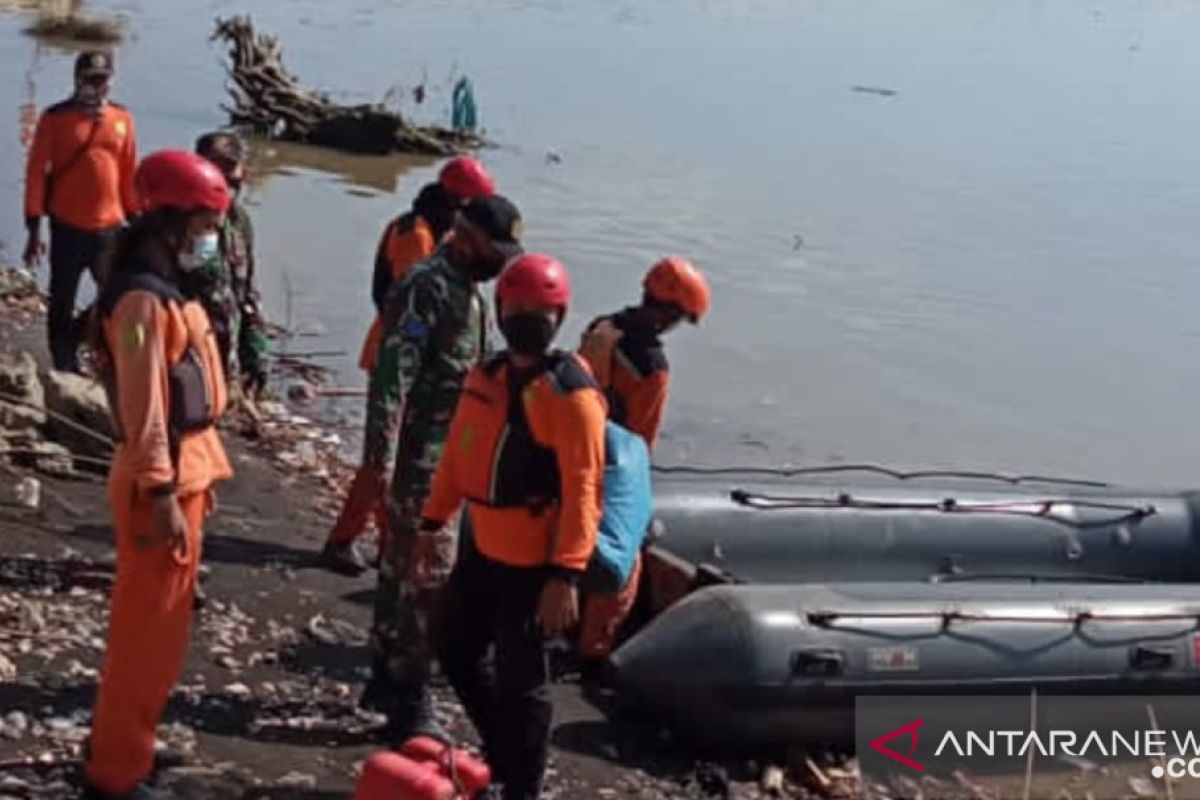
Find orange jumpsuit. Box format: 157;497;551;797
330;216;438;555
86;282;231;796
357;215;437;372
24;100;138;231
576;309;670;659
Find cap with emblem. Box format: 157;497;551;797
460;194;523;261
74;50;114;77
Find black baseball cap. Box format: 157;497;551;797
195;131;246;165
460;194;523;260
75;51;114;77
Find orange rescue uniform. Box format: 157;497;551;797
422;353;608;573
86;280;231;796
24;101;137;231
576;309;671;658
357;215;437;371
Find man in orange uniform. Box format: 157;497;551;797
321;156;495;575
83;150;233;800
575;256;711;666
424;254;607;800
24;50;138;373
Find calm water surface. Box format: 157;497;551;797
1;0;1199;485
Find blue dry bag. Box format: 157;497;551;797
583;422;654;592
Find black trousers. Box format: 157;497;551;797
434;548;552;800
48;219;117;372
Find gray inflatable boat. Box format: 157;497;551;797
612;581;1200;748
648;467;1200;585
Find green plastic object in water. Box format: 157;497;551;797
451;77;477;132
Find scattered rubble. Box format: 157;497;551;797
40;371;115;460
0;475;41;510
0;267;46;328
0;654;17;683
0;350;46;431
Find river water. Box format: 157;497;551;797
1;0;1199;486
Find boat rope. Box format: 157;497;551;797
730;490;1157;529
807;608;1200;629
930;572;1145;585
651;462;1110;488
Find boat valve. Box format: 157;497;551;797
1063;534;1084;561
1128;644;1176;671
790;648;845;678
1112;524;1133;547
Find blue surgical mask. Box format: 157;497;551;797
178;232;220;272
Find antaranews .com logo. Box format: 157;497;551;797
857;696;1200;800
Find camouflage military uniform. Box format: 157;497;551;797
362;249;486;712
183;199;268;392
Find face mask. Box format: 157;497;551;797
178;232;219;271
75;81;109;107
501;313;557;356
467;253;507;282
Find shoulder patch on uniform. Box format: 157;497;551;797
400;315;430;341
120;322;146;352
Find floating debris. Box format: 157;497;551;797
851;84;898;98
212;16;484;156
22;10;124;44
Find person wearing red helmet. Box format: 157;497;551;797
322;183;460;575
439;155;495;201
423;254;607;800
359;157;492;375
574;256;711;667
323;158;496;574
82;150;234;800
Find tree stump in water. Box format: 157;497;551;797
211;16;483;156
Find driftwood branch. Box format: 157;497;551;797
211;16;485;156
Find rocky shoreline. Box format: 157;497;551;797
0;267;828;799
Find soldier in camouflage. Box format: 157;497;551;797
359;194;524;741
188;132;269;398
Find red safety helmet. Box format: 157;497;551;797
135;150;231;214
643;257;711;323
439;156;495;201
496;253;571;311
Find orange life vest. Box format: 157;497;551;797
423;351;608;571
99;269;230;495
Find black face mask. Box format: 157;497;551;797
501;313;557;356
467;253;507;282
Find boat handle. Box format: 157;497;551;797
1129;644;1176;670
790;648;845;678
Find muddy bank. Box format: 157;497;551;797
0;277;818;799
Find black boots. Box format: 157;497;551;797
320;540;368;576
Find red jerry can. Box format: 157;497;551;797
352;751;457;800
399;736;491;795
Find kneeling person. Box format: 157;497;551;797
422;254;606;800
576;256;711;664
